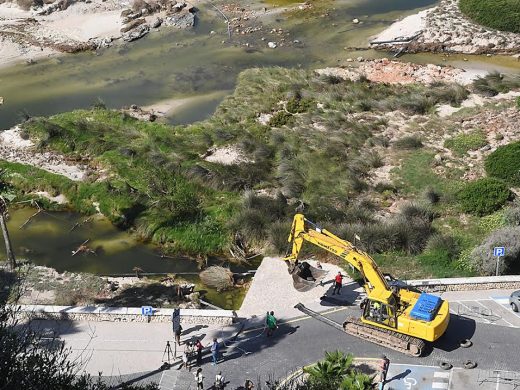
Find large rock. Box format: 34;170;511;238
164;11;195;28
122;24;150;42
121;18;146;33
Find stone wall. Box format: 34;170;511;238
16;305;236;325
407;275;520;293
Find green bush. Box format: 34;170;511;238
444;130;487;156
485;142;520;185
425;234;460;260
516;96;520;109
268;111;293;127
457;178;510;216
286;97;313;114
459;0;520;33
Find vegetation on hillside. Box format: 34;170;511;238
3;67;520;277
485;141;520;186
459;0;520;33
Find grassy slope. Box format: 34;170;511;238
3;67;517;277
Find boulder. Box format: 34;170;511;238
267;41;277;48
352;18;359;24
121;18;146;33
164;11;195;28
122;24;150;42
151;17;162;28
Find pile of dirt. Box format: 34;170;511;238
316;59;473;85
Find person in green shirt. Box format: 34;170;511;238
266;311;277;337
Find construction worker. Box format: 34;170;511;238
266;311;278;337
332;272;343;295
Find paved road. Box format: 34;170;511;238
34;289;520;389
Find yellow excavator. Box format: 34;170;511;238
284;214;450;356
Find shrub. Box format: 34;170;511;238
425;234;460;260
393;135;423;150
231;208;268;242
422;187;440;204
457;178;510;216
471;227;520;275
504;205;520;226
268;111;293;127
459;0;520;33
485;141;520;186
431;83;469;106
516;96;520;109
444;130;487;156
286;97;313;114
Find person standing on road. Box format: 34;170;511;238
195;339;204;366
266;311;277;337
211;338;219;365
194;368;204;390
378;355;390;390
244;379;254;389
181;349;189;371
332;272;343;295
174;324;183;346
214;371;224;390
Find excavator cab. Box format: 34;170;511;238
362;298;397;329
286;260;328;292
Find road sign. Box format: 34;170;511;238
493;247;505;257
141;306;154;316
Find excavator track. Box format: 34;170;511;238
343;316;425;357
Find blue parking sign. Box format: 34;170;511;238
141;306;154;316
493;247;505;257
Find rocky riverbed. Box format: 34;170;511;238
0;0;197;67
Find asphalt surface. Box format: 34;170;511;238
31;287;520;389
91;300;520;389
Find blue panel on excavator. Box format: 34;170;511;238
410;293;442;322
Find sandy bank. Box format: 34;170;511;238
0;126;88;181
372;0;520;54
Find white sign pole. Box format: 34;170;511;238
496;255;501;276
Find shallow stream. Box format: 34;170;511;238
1;0;519;130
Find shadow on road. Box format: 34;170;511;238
319;282;361;307
429;313;476;354
386;368;411;385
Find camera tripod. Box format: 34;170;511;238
162;340;176;367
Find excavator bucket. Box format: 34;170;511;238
289;261;329;292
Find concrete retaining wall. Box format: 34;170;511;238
16;305;236;325
406;275;520;292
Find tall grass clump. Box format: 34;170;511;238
393;136;423;150
472;72;520;96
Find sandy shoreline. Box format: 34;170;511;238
372;0;520;54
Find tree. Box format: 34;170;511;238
0;196;16;271
0;270;159;390
303;351;373;390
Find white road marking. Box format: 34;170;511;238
432;382;449;389
493;298;510;305
390;363;440;369
434;371;450;378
